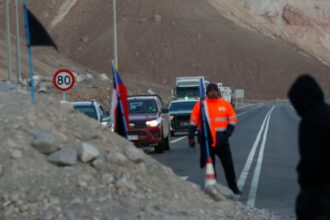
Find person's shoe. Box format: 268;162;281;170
232;189;242;195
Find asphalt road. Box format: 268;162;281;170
151;103;300;218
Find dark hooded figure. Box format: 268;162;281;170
288;74;330;220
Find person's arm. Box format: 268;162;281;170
188;102;200;147
227;102;238;137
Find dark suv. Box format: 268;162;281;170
128;95;170;153
169;99;197;136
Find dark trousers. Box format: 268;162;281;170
210;144;239;192
296;187;330;220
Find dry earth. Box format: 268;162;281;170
0;84;284;220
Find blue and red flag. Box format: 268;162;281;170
110;64;129;138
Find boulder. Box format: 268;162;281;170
204;184;228;202
31;132;59;155
98;74;109;81
154;14;162;22
107;152;128;166
10;149;23;159
92;158;111;173
38;82;52;94
78;143;100;162
124;147;145;163
115;176;136;192
48;148;77;166
86;73;93;80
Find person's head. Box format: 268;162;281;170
206;83;221;99
288;74;325;116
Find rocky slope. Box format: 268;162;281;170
0;27;170;108
209;0;330;65
0;85;282;220
1;0;330;100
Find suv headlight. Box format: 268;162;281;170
146;118;161;127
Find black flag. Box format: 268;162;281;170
27;9;57;49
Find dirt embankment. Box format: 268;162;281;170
0;85;282;220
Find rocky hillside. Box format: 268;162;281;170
1;0;330;99
209;0;330;65
0;84;282;220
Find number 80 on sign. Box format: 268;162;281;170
53;69;76;92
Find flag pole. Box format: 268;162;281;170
14;0;22;83
22;0;36;104
112;0;118;70
200;78;217;188
112;61;128;139
5;0;12;82
200;78;211;159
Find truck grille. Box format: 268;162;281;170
171;115;191;129
129;130;147;137
130;121;146;129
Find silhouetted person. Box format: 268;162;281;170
288;74;330;220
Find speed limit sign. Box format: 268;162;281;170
53;69;75;92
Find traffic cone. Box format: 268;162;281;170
204;157;217;188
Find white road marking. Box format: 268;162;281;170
237;104;265;117
170;136;186;144
247;106;275;207
237;106;273;190
180;176;189;181
289;105;296;112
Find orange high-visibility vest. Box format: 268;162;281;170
190;98;238;147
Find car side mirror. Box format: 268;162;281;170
161;108;169;114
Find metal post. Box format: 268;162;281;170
5;0;12;82
62;92;66;102
23;0;36;104
14;0;21;83
113;0;118;69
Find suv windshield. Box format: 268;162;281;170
176;87;199;98
74;105;97;120
129;99;158;114
170;101;196;112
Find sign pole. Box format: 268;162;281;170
14;0;22;83
23;0;36;104
62;92;66;102
5;0;12;82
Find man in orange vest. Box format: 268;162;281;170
188;83;241;195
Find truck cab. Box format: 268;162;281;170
172;76;209;100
